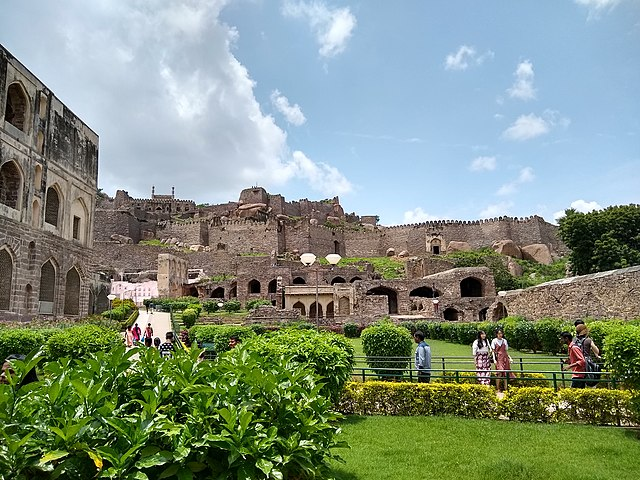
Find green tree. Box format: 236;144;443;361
558;205;640;275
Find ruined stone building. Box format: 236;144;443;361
0;45;98;320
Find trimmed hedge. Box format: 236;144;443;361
438;371;549;388
0;329;54;362
605;325;640;389
181;308;198;329
45;325;121;360
339;382;638;426
189;325;256;352
343;322;362;338
361;320;413;377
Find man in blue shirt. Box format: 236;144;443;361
414;331;431;383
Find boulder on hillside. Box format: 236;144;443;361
507;257;524;276
190;244;204;252
363;223;376;231
326;216;341;224
110;234;133;244
398;250;409;257
492;240;522;258
386;247;396;257
521;244;553;265
309;218;318;226
447;241;471;253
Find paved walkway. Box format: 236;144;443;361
135;309;172;343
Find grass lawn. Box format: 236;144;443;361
331;416;640;480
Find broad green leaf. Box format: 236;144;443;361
39;450;69;464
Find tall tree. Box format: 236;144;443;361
558;205;640;275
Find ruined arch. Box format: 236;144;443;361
366;286;398;314
292;277;306;285
45;185;61;227
479;307;488;322
210;287;224;298
350;276;362;283
268;279;278;293
186;285;198;297
4;82;30;131
229;282;237;298
338;296;350;315
0;247;14;310
70;197;89;243
0;160;23;210
293;301;306;316
331;276;346;285
248;279;261;294
64;267;81;316
492;302;508;321
460;277;483;297
39;259;57;314
309;302;323;319
32;199;40;227
409;286;440;298
443;307;460;321
326;301;335;319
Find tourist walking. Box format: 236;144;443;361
125;326;134;347
413;331;432;383
144;323;154;341
132;323;142;343
561;331;586;388
472;330;492;386
159;332;175;358
491;329;514;392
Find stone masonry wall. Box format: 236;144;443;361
500;265;640;320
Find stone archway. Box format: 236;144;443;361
309;302;323;319
39;260;56;314
210;287;224;298
292;277;306;285
338;296;350;315
326;301;335;319
0;161;22;210
64;267;81;315
366;286;398;314
491;302;508;321
268;279;277;293
443;307;460;321
331;276;346;285
248;279;261;294
460;277;483;297
293;301;306;316
0;248;14;310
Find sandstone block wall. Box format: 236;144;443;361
501;265;640;320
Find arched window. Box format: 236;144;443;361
64;268;81;316
0;161;22;210
70;198;88;243
28;241;36;270
309;302;323;319
0;248;13;310
268;279;277;293
210;287;224;298
443;307;459;321
248;279;261;294
331;276;346;285
293;301;306;316
460;277;483;297
45;187;60;226
39;260;56;314
25;284;33;312
4;83;29;131
366;286;398;314
292;277;306;285
326;301;334;319
350;276;362;283
409;286;439;298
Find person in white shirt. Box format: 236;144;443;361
472;330;492;385
491;329;515;392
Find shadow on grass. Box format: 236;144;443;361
331;467;360;480
341;415;367;426
622;427;640;441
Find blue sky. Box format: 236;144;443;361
1;0;638;225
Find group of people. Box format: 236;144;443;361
414;321;600;390
124;322;176;357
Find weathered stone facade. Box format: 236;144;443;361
498;265;640;321
157;254;188;298
0;45;97;320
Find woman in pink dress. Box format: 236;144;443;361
491;329;515;392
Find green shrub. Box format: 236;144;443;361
510;318;540;352
45;325;121;360
499;387;559;422
285;320;315;330
101;306;127;321
246;299;272;310
244;328;355;402
249;323;267;335
222;299;241;312
588;320;626;355
533;318;568;354
202;300;221;313
343;322;361;338
189;325;255;353
604;325;640;389
361;320;413;378
0;346;343;479
181;308;198;329
0;329;52;361
556;388;637;425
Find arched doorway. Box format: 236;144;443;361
460;277;483;297
409;286;440;298
479;307;488;322
248;279;261;294
331;276;346;285
186;286;198;297
64;267;81;315
350;276;362;283
492;302;508;321
293;301;306;316
292;277;306;285
268;279;277;293
229;282;237;298
366;286;398;314
326;301;335;319
309;302;323;319
210;287;224;298
39;260;56;314
0;161;22;210
0;248;13;310
338;296;350;315
443;307;460;321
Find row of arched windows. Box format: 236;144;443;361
0;246;83;315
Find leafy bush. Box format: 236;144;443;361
361;320;413;377
246;299;272;310
244;328;355;402
222;299;242;312
101;306;128;321
533;318;568;354
111;298;136;316
189;325;255;353
343;322;361;338
181;308;198;329
45;325;121;360
0;329;53;362
604;325;640;389
202;300;221;313
0;346;344;479
249;323;267;335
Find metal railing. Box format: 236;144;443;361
353;355;615;390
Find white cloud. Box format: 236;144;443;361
4;0;352;201
282;1;357;58
574;0;621;20
444;45;494;71
553;199;603;221
497;167;535;196
270;90;306;126
403;207;442;223
507;60;536;100
502;114;550;141
480;201;514;218
470;156;497;172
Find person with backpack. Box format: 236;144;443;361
561;331;586;388
414;331;431;383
